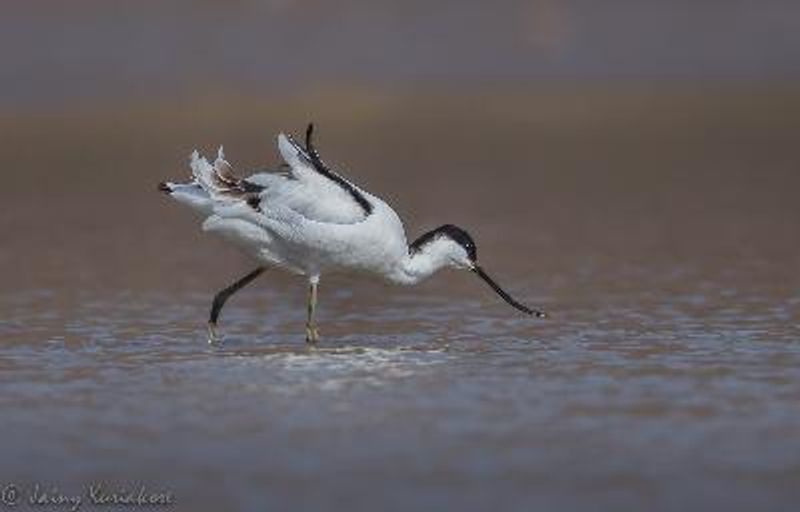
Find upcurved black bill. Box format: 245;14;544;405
472;265;547;318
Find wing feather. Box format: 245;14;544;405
165;126;371;227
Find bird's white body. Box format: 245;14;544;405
160;125;543;343
165;133;457;285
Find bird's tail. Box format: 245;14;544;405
190;147;241;197
158;180;213;215
160;146;267;219
158;147;237;215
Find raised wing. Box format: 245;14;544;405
257;124;372;224
165;125;373;226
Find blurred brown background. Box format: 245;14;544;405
1;0;798;295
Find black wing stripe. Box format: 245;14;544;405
292;124;373;216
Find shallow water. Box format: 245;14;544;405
2;91;800;511
2;262;799;511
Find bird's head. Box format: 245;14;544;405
409;224;547;318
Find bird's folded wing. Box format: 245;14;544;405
243;176;365;225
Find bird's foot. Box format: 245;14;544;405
305;325;320;344
207;322;222;345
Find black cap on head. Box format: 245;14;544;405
409;224;477;261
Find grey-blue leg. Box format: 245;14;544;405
305;276;320;343
207;267;266;343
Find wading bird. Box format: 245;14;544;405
159;125;545;343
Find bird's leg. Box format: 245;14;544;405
305;277;320;344
207;267;266;344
